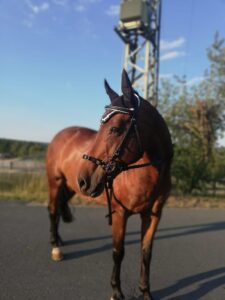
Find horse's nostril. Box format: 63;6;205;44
78;177;88;192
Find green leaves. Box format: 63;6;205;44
158;33;225;195
0;138;47;159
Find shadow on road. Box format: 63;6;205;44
63;230;140;260
153;267;225;300
63;230;139;247
62;223;225;299
63;221;225;260
127;268;225;300
156;221;225;241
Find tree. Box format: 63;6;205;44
158;33;225;195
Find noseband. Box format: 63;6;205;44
82;96;158;225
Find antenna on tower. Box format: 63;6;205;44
115;0;162;107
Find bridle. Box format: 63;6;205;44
83;105;143;177
83;95;159;225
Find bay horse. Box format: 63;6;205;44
46;70;173;300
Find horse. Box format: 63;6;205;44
46;69;173;300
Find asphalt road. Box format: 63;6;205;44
0;201;225;300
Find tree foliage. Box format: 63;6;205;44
0;138;47;159
158;33;225;195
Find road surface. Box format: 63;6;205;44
0;201;225;300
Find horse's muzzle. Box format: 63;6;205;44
78;173;105;197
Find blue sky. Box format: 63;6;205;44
1;0;225;143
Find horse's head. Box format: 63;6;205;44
78;69;144;197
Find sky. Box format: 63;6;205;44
1;0;225;144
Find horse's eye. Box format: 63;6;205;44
109;127;120;134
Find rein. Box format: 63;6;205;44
83;97;159;225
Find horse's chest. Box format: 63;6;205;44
113;166;159;213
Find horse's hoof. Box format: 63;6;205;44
51;247;63;261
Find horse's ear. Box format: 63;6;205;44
104;79;119;103
121;69;134;105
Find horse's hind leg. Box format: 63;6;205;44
47;176;74;261
58;185;75;223
47;178;63;244
110;209;127;300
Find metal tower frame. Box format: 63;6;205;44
115;0;161;107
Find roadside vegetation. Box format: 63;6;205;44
0;172;48;202
0;139;48;201
158;32;225;199
0;138;47;159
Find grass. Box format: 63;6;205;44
167;195;225;208
0;171;86;204
0;171;48;202
1;171;225;208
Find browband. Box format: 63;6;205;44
101;93;140;124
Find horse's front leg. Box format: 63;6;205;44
110;209;127;300
139;200;163;300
